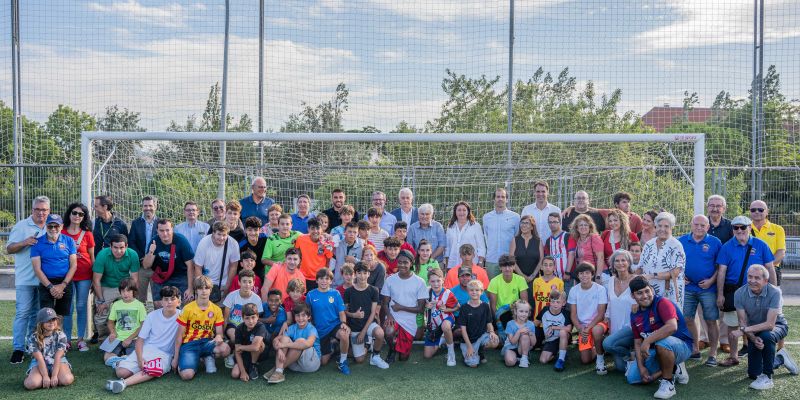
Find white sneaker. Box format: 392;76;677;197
674;362;689;384
519;356;530;368
369;354;390;369
777;348;799;375
446;351;456;367
110;379;126;394
224;354;235;369
204;356;217;373
596;357;607;375
749;374;774;390
653;379;676;399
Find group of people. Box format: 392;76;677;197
7;178;796;398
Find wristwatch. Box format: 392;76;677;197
46;283;54;290
740;326;747;334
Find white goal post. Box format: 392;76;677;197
81;131;705;219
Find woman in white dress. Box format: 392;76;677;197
640;212;686;308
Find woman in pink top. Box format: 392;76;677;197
569;214;605;282
600;209;639;264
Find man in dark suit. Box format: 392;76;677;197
390;187;418;227
128;195;158;302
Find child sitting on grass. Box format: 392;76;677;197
535;289;572;372
502;299;536;368
103;278;147;368
265;304;321;384
455;280;499;368
231;303;268;382
24;308;74;390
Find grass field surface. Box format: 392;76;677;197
0;302;797;399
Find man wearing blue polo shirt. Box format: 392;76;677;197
678;215;722;366
31;214;77;319
239;177;275;225
715;215;775;364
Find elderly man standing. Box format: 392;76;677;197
677;215;722;366
561;191;605;233
731;264;797;390
520;181;561;241
749;200;786;286
8;196;50;364
364;191;397;235
407;203;446;264
31;214;77;320
390;188;418;227
716;215;775;366
239;176;274;225
706;195;733;245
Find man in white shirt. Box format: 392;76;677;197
174;201;209;253
521;181;561;241
482;188;520;279
193;222;240;300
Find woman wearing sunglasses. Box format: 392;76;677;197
61;203;96;352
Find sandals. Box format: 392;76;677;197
719;357;740;367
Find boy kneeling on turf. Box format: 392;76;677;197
305;268;351;375
344;262;389;369
423;267;459;367
231;303;268;382
456;280;499;367
106;286;181;394
266;303;321;383
175;276;231;380
535;289;572;372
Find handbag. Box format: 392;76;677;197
209;238;229;303
721;244;751;312
151;244;176;284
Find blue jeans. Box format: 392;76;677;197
178;338;217;372
13;285;40;351
748;320;788;378
603;327;634;372
152;277;189;301
683;290;719;321
63;280;92;340
626;336;691;384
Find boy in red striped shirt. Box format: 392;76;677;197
174;276;231;380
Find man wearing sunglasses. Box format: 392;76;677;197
715;215;775;365
748;201;786;286
8;196;51;364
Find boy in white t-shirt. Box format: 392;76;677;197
380;250;427;363
222;270;264;368
567;262;609;375
106;286;182;393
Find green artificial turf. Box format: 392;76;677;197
0;301;797;399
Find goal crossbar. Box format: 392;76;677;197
80;131;705;216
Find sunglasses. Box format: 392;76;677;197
46;225;61;230
749;208;765;213
732;225;749;231
71;211;85;217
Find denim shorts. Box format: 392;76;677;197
178;338;217;372
626;336;691;384
460;333;490;367
682;290;719;321
27;357;71;375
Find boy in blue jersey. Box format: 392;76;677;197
260;289;287;340
305;268;351;375
265;303;320;384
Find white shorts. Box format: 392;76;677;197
288;347;320;373
350;322;380;358
116;345;173;377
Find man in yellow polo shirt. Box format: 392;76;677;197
749;200;786;285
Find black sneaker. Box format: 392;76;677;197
248;364;259;381
386;349;396;364
89;331;99;345
9;350;24;365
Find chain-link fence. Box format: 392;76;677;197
1;1;798;263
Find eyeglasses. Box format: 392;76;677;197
46;225;60;230
253;185;267;189
749;208;765;213
71;211;85;217
212;206;225;211
732;225;749;231
577;223;590;227
33;208;50;213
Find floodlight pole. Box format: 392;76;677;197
258;0;265;174
219;0;230;200
506;0;515;205
11;0;23;220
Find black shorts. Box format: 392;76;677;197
534;327;546;350
776;268;782;286
541;339;560;354
320;329;338;356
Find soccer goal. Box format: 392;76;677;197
80;132;705;227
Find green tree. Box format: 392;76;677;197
281;83;349;133
43;105;96;164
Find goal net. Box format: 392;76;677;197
81;132;705;230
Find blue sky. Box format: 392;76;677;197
1;0;798;132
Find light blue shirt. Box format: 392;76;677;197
9;217;46;286
482;209;521;263
174;220;210;253
407;220;447;262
